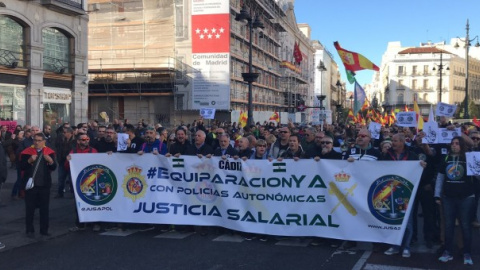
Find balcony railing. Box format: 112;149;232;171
0;49;24;68
43;56;69;74
41;0;85;16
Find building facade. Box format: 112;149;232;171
0;0;88;127
375;40;480;116
87;0;321;126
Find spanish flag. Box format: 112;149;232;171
361;98;370;111
269;112;280;122
238;111;248;128
390;109;397;125
347;109;355;123
413;99;424;130
334;41;379;72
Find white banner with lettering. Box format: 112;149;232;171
70;154;423;245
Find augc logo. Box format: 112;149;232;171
76;164;117;206
367;175;413;225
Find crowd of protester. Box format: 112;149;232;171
0;116;478;265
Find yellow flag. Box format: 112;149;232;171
414;100;424;130
238;111;248;128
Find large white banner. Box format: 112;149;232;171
70;154;423;245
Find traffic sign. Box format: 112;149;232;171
297;104;306;112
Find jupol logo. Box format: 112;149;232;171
367;175;413;225
76;164;117;206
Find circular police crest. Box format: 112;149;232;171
445;163;464;181
122;165;147;202
367;175;413;225
195;181;217;203
76;164;117;206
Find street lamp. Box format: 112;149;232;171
317;60;327;103
432;52;449;103
316;94;326;130
455;19;479;119
349;94;354;109
336;80;342;123
235;5;264;127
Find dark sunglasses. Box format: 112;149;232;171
321;141;332;145
472;137;480;141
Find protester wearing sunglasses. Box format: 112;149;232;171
313;135;342;161
343;128;381;161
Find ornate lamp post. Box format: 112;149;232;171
235;5;264;126
432;52;449;103
455;19;479;119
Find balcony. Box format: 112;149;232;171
41;0;85;16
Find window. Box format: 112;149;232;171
175;0;188;39
397;92;404;103
398;66;404;76
423;79;429;90
412;65;417;75
0;84;26;125
423;65;429;75
0;15;24;67
42;28;70;73
412;79;417;90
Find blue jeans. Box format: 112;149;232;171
57;164;70;196
392;208;414;250
443;195;475;254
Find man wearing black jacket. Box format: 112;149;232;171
120;124;144;153
236;137;252;158
213;134;238;158
54;127;75;198
20;133;57;238
185;130;214;157
0;141;7;205
168;128;191;156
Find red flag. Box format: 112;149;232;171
293;41;303;64
473;116;480;127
